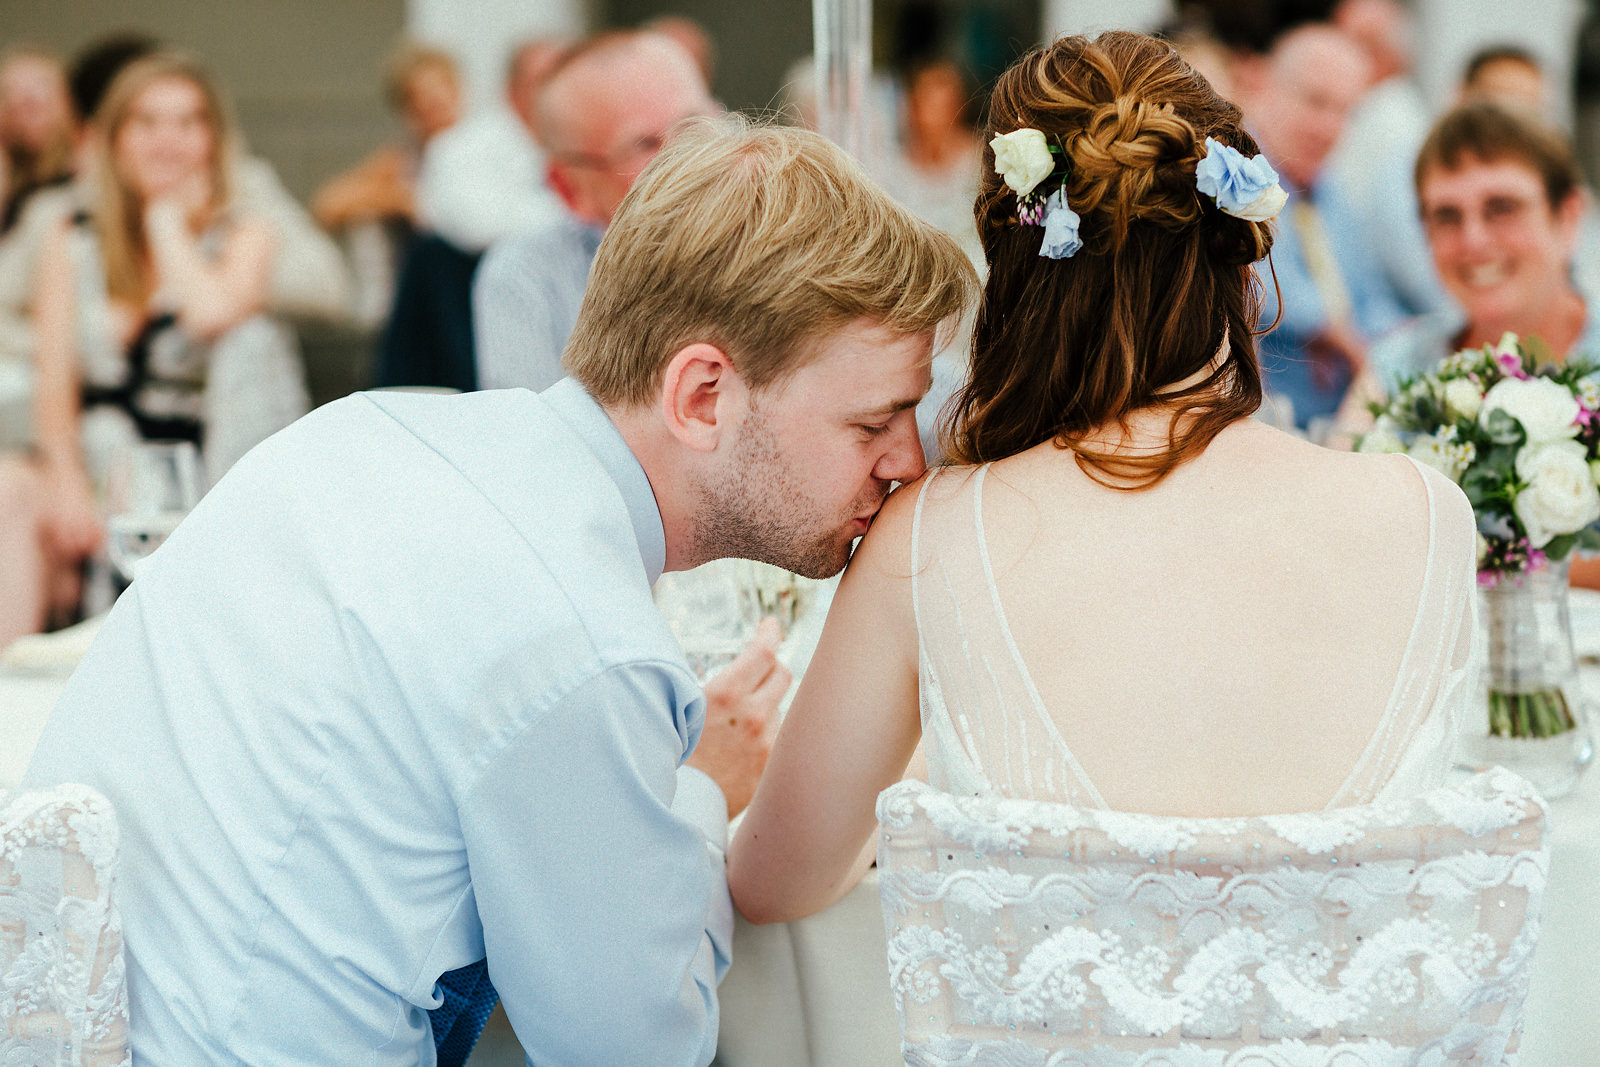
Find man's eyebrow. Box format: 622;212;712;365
848;396;924;419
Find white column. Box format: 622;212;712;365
1041;0;1173;42
406;0;587;114
813;0;873;166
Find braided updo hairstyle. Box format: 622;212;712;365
945;30;1276;488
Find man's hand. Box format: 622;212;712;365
686;617;789;817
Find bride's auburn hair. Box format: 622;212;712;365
945;30;1275;488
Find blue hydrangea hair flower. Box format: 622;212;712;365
1039;189;1082;260
1194;137;1288;222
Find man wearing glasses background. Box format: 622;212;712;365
473;31;718;395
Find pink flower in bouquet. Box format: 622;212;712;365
1492;332;1529;379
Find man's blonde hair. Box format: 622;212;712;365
563;115;978;407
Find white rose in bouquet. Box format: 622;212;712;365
1441;377;1484;420
1514;440;1600;547
989;129;1055;197
1480;376;1581;444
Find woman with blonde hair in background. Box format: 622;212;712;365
730;29;1483;1058
0;51;306;645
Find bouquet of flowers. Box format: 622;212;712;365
1358;333;1600;739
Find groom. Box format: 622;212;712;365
24;116;974;1065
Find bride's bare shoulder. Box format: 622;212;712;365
851;464;984;579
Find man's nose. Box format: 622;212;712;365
876;412;927;485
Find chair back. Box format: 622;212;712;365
876;769;1548;1065
0;784;129;1066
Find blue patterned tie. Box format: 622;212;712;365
430;959;500;1067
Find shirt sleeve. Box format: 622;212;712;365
472;237;571;393
457;660;730;1067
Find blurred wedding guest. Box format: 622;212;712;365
1357;102;1600;586
471;31;714;394
0;47;75;450
414;37;565;253
0;33;351;386
878;59;983;270
377;38;565;392
1367;102;1593;388
313;43;462;326
1;52;310;636
1461;45;1548;115
643;14;716;85
75;34;354;324
1326;0;1453;321
1243;23;1403;432
0;47;74;233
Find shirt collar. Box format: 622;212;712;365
541;377;667;583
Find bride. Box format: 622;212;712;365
727;28;1475;941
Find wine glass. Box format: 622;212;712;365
655;559;759;680
104;441;202;582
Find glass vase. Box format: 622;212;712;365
1459;557;1594;798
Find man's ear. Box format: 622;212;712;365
660;342;742;452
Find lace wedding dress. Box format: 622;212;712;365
875;458;1548;1064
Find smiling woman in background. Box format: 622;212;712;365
1367;101;1595;391
0;51;307;645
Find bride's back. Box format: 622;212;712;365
913;419;1474;816
902;32;1480;818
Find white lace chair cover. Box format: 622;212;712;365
0;785;130;1066
876;768;1548;1066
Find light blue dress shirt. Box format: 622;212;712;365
25;379;732;1066
473;214;603;394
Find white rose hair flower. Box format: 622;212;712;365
989;128;1056;198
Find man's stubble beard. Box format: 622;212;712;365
690;409;884;579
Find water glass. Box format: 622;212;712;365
105;441;202;582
